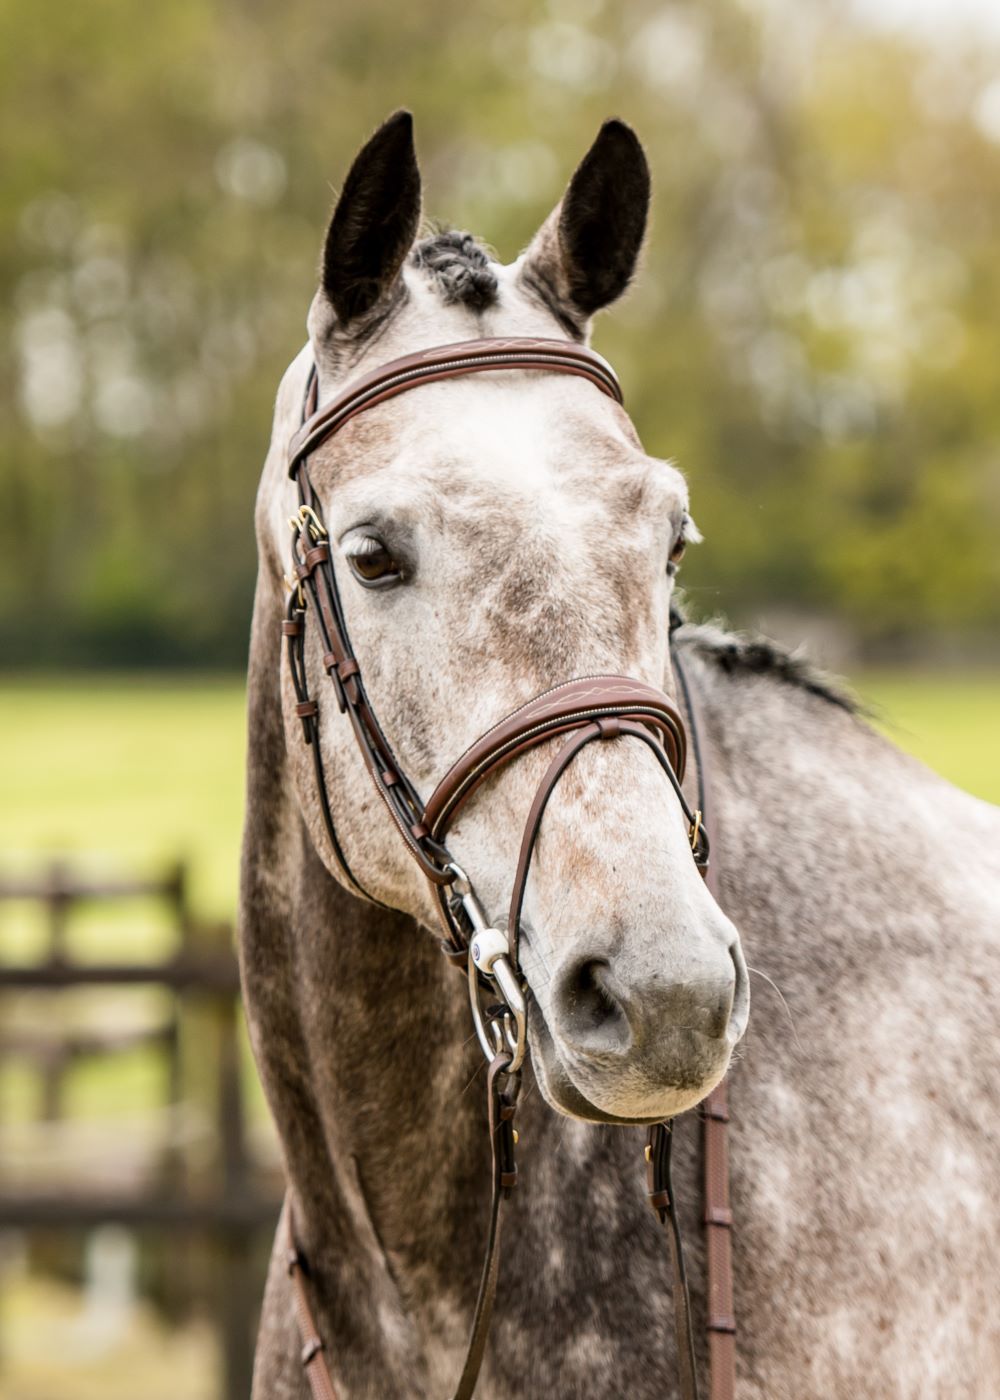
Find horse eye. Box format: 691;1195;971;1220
668;521;688;575
347;536;402;587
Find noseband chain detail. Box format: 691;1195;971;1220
280;337;728;1400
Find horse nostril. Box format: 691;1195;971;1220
556;959;631;1052
552;949;742;1059
728;940;750;1045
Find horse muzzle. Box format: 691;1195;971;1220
526;927;749;1124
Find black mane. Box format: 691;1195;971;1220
670;606;859;713
410;229;498;311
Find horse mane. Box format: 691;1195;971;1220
410;228;498;311
670;604;860;714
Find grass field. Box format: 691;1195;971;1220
853;671;1000;807
0;675;246;923
0;670;997;938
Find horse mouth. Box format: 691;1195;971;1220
525;997;728;1127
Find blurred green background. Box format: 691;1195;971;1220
1;0;999;1395
3;0;1000;667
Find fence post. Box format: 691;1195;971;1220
217;945;255;1400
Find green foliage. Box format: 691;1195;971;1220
1;1;999;664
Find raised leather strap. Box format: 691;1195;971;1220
288;337;623;474
424;675;687;839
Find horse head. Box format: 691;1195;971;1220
254;111;748;1126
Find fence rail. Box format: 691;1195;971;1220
0;859;281;1400
0;953;241;991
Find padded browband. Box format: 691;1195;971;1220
287;336;623;475
424;676;687;839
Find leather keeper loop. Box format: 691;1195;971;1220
705;1205;733;1228
382;769;399;787
322;650;339;671
708;1315;736;1335
281;619;301;636
296;700;319;719
648;1188;672;1212
337;658;360;680
301;1337;324;1365
410;822;429;840
597;716;622;739
304;543;329;569
703;1099;730;1122
500;1169;518;1190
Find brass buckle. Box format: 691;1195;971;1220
288;504;327;541
688;809;703;852
282;572;305;607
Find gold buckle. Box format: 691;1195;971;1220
688;809;703;851
283;572;305;607
288;504;327;541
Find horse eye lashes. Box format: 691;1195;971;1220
343;532;385;555
347;535;384;557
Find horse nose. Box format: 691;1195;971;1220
552;951;741;1059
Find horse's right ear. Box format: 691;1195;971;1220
313;110;422;333
518;119;649;337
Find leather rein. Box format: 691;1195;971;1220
279;337;735;1400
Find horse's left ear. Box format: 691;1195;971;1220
518;119;650;335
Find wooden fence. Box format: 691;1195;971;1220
0;861;282;1399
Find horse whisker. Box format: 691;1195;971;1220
746;966;803;1054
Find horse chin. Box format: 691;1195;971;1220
526;1001;725;1127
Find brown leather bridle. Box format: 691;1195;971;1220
279;337;734;1400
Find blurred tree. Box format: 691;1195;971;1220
1;0;998;666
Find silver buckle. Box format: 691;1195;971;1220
448;863;527;1072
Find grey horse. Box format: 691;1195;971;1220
240;112;1000;1398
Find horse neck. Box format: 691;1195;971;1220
273;832;481;1233
674;632;997;1011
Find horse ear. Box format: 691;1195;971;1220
317;109;422;329
518;119;650;334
